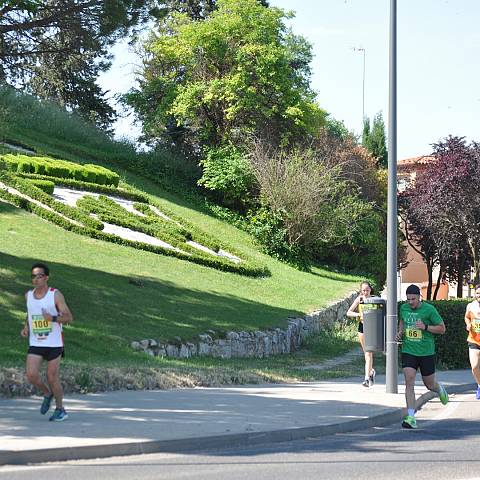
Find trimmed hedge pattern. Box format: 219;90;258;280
18;173;148;202
1;153;120;186
2;172;102;230
0;168;269;277
26;178;54;195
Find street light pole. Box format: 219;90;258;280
354;47;366;122
386;0;398;394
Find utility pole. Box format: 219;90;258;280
386;0;398;394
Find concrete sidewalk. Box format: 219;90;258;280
0;370;475;465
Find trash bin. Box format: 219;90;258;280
360;296;386;352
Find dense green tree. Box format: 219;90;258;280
125;0;326;149
362;112;387;168
0;0;164;128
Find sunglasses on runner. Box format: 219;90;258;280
31;273;46;279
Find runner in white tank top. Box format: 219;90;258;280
27;288;63;347
21;263;73;422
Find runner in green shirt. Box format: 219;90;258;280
396;284;449;429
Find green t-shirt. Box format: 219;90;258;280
400;302;443;356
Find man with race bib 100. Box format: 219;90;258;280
396;284;449;429
21;263;73;421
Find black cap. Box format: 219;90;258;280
406;284;421;295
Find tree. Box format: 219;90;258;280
426;136;480;285
362;112;387;168
125;0;326;150
399;188;441;300
0;0;162;128
400;136;479;298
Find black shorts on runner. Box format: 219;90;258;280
27;346;64;361
358;322;364;334
401;352;436;377
468;342;480;350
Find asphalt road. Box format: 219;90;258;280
1;391;479;480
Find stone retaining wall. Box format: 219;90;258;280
131;291;357;359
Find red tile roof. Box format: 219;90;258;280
398;155;435;166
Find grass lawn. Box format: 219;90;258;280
0;200;362;369
0;94;373;390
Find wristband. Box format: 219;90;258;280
51;316;58;323
424;324;428;332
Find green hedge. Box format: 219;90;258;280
0;182;269;277
399;300;470;369
18;173;148;202
26;179;54;195
430;300;470;369
1;153;120;186
2;173;103;230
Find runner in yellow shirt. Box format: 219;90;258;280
347;281;376;387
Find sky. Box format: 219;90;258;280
98;0;480;160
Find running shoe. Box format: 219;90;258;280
362;379;370;387
49;408;68;422
476;386;480;400
40;394;54;415
369;369;376;386
438;384;449;405
401;415;417;429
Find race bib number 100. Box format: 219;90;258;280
31;314;52;338
405;328;422;340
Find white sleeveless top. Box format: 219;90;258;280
27;288;63;347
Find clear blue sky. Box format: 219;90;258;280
99;0;480;159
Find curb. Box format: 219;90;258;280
0;382;475;466
415;382;475;411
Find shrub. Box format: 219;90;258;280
0;153;119;187
198;144;256;211
247;206;307;268
27;179;54;195
429;300;470;369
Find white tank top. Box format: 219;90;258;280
27;288;63;347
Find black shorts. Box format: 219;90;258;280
28;346;64;361
401;352;436;377
468;342;480;350
358;322;364;334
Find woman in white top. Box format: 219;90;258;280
347;281;375;387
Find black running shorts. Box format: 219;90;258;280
27;346;64;361
401;352;436;377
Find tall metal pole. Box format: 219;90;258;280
354;47;366;122
361;48;365;121
386;0;398;394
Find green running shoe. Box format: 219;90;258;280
401;415;417;429
40;394;54;415
439;384;449;405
